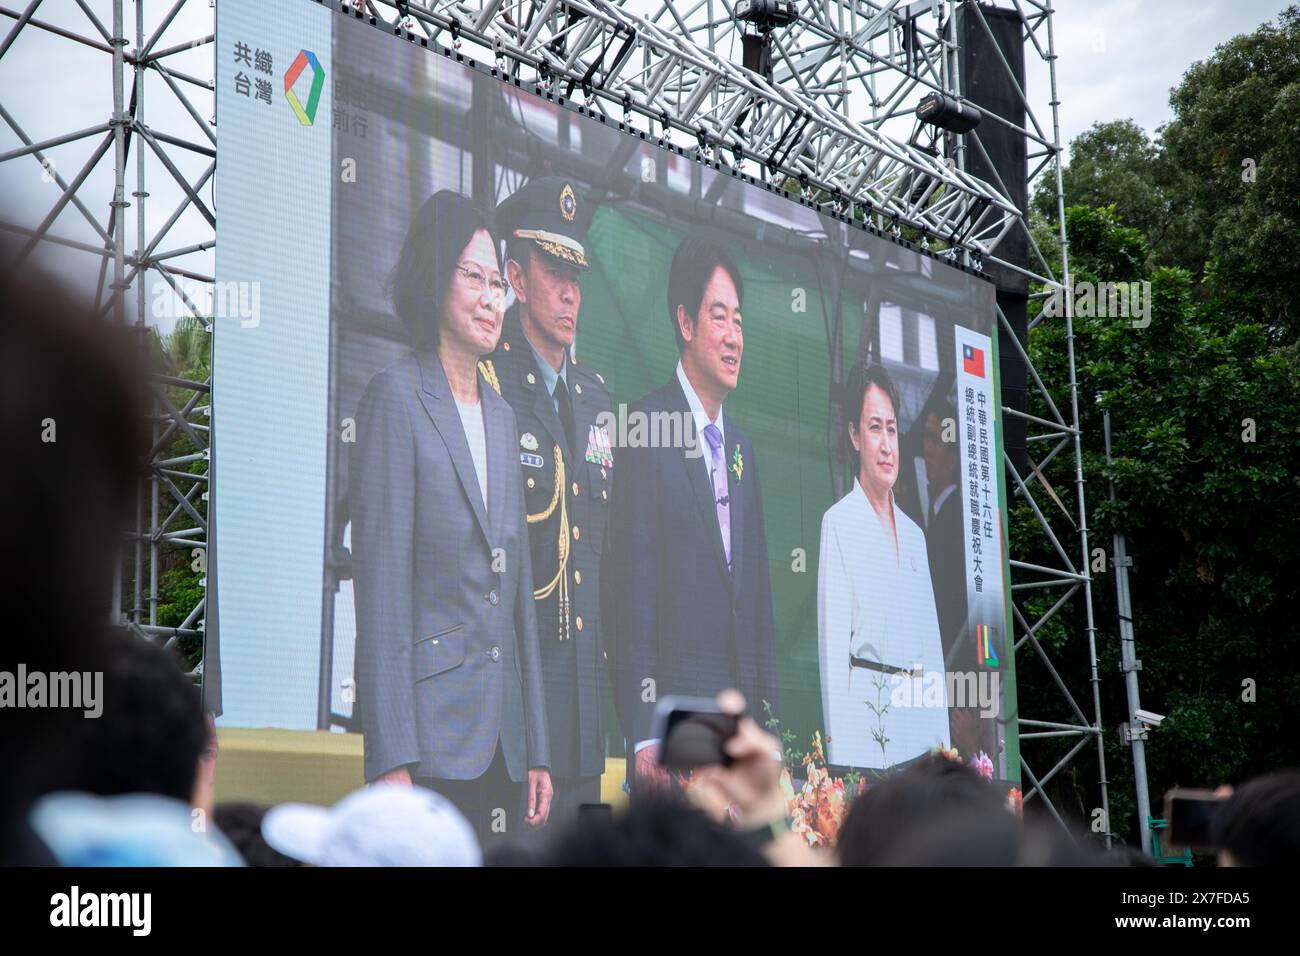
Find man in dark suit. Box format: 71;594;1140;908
609;235;780;793
485;177;615;825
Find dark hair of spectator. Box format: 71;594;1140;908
0;252;148;859
388;190;498;350
70;631;208;804
214;803;302;867
836;755;1007;866
1212;770;1300;866
542;799;770;867
666;236;744;351
878;806;1103;866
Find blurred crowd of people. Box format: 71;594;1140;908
3;258;1297;870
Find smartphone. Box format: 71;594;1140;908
1164;788;1224;851
653;696;741;771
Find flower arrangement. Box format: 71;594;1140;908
751;703;1021;849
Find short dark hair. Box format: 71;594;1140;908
505;236;537;277
843;361;902;438
69;631;208;804
1213;770;1300;866
837;755;1007;866
388;190;498;350
542;799;770;867
214;803;301;867
666;235;744;351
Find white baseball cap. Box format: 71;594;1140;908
262;785;481;867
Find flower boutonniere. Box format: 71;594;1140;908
731;445;744;483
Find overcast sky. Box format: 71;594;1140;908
0;1;1291;328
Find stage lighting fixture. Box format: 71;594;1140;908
916;91;981;133
734;0;797;81
734;0;798;29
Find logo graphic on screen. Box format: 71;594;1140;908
962;343;985;378
977;623;1000;668
284;49;325;126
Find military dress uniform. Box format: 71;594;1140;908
482;178;616;826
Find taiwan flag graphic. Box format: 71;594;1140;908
963;343;985;378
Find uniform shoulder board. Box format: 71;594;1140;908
573;362;609;392
478;359;502;395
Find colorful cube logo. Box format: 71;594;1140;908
284;49;324;126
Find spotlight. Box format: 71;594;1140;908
734;0;797;82
734;0;798;29
916;91;981;134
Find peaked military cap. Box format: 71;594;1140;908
497;176;593;270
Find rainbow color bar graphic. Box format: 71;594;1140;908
977;624;1000;668
284;49;324;126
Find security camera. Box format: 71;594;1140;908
1134;709;1165;728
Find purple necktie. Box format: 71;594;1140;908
703;423;731;569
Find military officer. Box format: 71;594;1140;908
484;176;616;827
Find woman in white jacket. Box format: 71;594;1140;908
818;363;950;770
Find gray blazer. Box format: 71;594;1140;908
350;350;549;783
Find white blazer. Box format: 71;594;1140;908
817;479;950;769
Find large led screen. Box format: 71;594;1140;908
213;0;1019;847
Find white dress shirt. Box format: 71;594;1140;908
817;478;950;769
454;397;488;511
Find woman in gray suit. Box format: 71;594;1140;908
350;191;552;841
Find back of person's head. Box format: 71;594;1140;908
836;756;1008;866
213;803;302;867
1213;770;1300;866
67;632;207;804
0;256;148;637
543;799;771;867
877;806;1103;866
0;252;148;859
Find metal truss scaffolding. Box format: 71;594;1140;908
1;0;1123;844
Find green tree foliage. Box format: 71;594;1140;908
1161;6;1300;333
1019;115;1300;840
1031;119;1169;253
147;316;210;669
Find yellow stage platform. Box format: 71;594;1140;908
215;728;628;809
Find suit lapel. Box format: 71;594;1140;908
666;376;732;585
482;385;511;547
414;351;492;548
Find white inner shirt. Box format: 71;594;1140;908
454;397;488;511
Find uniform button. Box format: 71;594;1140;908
601;489;608;500
602;650;609;663
575;616;584;632
574;570;582;585
526;372;536;385
527;477;535;489
489;645;501;662
572;525;580;541
503;341;511;351
574;383;583;395
487;589;499;605
572;481;580;496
